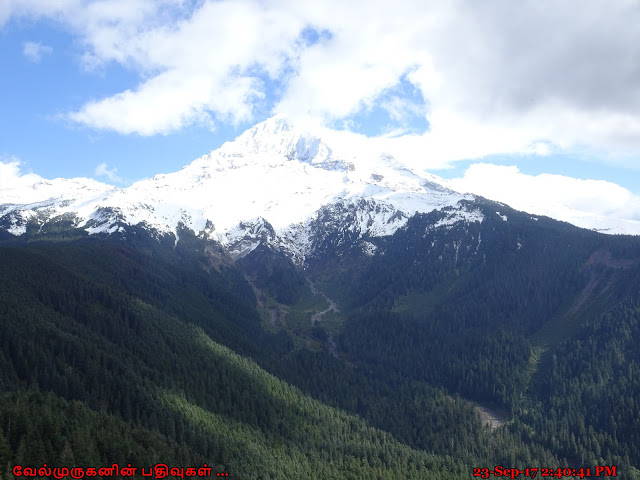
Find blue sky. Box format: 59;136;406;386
0;11;249;181
1;0;640;227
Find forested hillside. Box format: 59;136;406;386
1;201;640;478
325;200;640;477
0;242;470;479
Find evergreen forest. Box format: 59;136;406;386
1;199;640;479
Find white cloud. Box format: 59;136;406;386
380;96;424;125
275;0;640;169
94;162;123;183
448;163;640;233
0;158;43;190
22;41;53;62
1;0;640;168
70;72;220;135
1;0;80;26
60;0;304;134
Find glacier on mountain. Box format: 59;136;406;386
1;116;478;263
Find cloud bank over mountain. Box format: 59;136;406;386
2;0;639;168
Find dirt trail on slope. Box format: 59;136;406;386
245;276;280;326
529;247;639;392
585;248;637;269
565;248;638;319
309;280;341;326
308;280;341;357
474;404;508;430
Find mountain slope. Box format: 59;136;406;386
3;117;640;477
0;241;474;479
1;116;473;263
4;220;640;476
4;117;640;254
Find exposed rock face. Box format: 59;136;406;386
1;116;476;264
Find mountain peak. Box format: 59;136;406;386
1;116;476;263
218;115;340;169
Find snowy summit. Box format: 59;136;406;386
0;116;476;262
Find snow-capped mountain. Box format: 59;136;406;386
0;177;116;236
1;116;477;263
